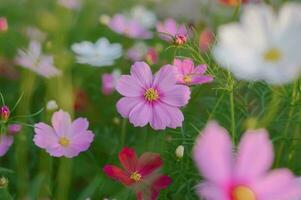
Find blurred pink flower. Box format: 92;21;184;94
193;122;301;200
103;147;172;200
219;0;260;6
58;0;81;10
0;124;22;157
156;18;188;45
0;105;10;122
145;48;158;65
16;41;61;78
108;14;152;39
0;17;8;32
101;69;121;95
34;110;94;158
116;62;190;130
173;58;213;86
199;28;214;52
126;43;158;64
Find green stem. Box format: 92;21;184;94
15;71;36;199
55;158;73;200
120;118;127;146
229;87;236;144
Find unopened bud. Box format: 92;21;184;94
46;100;58;111
175;145;184;159
99;15;111;25
0;177;8;188
0;106;10;122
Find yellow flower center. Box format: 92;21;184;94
183;75;193;84
130;171;142;182
59;137;70;147
231;186;256;200
263;48;282;62
144;88;159;102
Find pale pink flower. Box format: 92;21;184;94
16;41;61;78
116;62;190;130
34;110;94;158
0;17;8;32
0;124;22;157
193;122;301;200
58;0;81;10
156;18;189;45
108;14;152;39
173;58;213;86
101;69;121;95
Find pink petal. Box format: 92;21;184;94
235;129;274;181
70;130;94;153
0;135;13;156
194;64;207;74
164;18;178;36
177;24;188;36
191;75;213;85
108;14;127;34
253;169;301;200
138;152;163;177
118;147;138;173
45;146;64;157
51;110;72;137
103;165;133;186
70;117;89;135
34;122;59;149
164;105;184;129
160;85;190;107
116;75;144;97
193;122;233;184
129;102;152;127
130;62;153;88
149;102;171;130
152;65;177;92
116;97;142;118
181;59;194;74
196;182;227;200
151;175;172;200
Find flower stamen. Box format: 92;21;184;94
144;88;159;102
231;186;256;200
59;137;70;147
130;171;142;182
263;48;282;62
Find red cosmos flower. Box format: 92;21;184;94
103;147;172;200
219;0;259;6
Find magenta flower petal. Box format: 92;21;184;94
193;122;233;184
116;75;143;97
51;109;72;136
161;85;190;107
130;62;153;88
103;165;133;186
235;129;274;181
34;123;59;149
0;134;13;156
138;152;163;177
150;103;171;130
152;65;177;91
253;169;301;199
116;97;141;118
191;75;214;85
194;64;207;74
129;102;152;127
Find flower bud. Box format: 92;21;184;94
0;177;8;188
46;100;58;111
0;106;10;122
175;145;184;159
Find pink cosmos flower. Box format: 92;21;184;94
16;41;61;78
145;48;158;65
173;58;213;86
156;18;189;45
0;17;8;32
0;105;10;122
108;14;152;39
101;69;121;95
0;124;22;157
116;62;190;130
58;0;81;10
103;147;172;200
199;28;215;52
33;110;94;158
193;122;301;200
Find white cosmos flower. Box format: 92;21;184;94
213;3;301;85
130;6;157;29
71;37;122;67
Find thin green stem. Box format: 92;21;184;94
229;87;236;144
55;158;72;200
121;118;127;146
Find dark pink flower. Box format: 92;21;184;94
103;147;172;200
108;14;152;39
101;70;121;95
0;106;10;122
156;18;188;45
173;58;213;86
0;17;8;32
